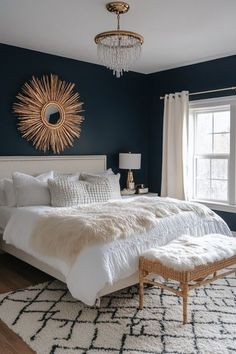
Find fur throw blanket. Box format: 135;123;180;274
30;197;214;264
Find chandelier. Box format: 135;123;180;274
94;2;144;78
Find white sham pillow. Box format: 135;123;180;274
12;171;54;207
100;168;114;175
0;179;6;206
4;179;16;207
53;172;80;180
54;169;113;178
80;173;121;199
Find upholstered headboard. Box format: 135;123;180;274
0;155;107;179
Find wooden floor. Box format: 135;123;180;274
0;253;52;354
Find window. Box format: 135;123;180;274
189;96;236;208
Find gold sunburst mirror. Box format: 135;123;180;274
13;74;84;153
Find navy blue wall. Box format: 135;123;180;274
0;43;148;186
147;55;236;230
0;43;235;229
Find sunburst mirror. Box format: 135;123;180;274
13;74;84;153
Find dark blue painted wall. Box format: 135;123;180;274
216;211;236;231
147;55;236;230
0;43;235;229
0;43;148;187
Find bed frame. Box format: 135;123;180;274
0;155;138;300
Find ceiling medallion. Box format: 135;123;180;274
94;2;144;78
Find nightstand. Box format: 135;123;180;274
121;192;158;198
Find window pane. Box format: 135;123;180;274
214;111;230;133
213;133;230;153
211;159;228;179
191;104;232;203
195;180;210;200
196;113;212;154
211;180;228;201
196;159;210;179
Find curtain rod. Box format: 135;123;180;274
160;86;236;100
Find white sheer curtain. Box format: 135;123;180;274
161;91;189;200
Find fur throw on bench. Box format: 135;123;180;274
142;234;235;270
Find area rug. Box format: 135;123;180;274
0;275;236;354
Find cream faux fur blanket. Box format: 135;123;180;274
30;197;214;264
142;234;235;270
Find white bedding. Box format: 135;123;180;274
0;206;17;233
2;200;231;305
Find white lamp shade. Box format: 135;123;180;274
119;153;141;170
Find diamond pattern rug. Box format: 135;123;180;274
0;275;236;354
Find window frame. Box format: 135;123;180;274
189;95;236;212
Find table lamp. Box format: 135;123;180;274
119;152;141;189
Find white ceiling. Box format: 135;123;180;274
0;0;236;74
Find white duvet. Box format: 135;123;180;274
3;199;231;305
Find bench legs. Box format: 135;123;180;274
95;297;101;308
139;280;189;324
139;256;236;326
181;282;189;324
139;271;144;310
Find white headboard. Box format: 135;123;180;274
0;155;107;179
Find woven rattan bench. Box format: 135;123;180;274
139;234;236;324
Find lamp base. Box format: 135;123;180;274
127;170;135;189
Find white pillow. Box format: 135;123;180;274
0;179;6;206
56;169;113;178
53;172;80;180
12;171;54;207
4;179;16;207
80;173;121;199
100;168;114;175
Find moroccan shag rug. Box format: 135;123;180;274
0;276;236;354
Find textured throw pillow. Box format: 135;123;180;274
48;177;112;207
48;177;88;207
12;171;54;207
80;173;121;199
4;179;16;207
86;180;112;203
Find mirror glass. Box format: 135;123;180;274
45;104;61;125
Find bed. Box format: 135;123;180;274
0;155;232;305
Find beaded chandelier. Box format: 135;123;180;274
94;2;144;78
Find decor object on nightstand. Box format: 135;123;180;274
94;2;144;78
136;184;149;194
13;74;84;154
119;152;141;190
